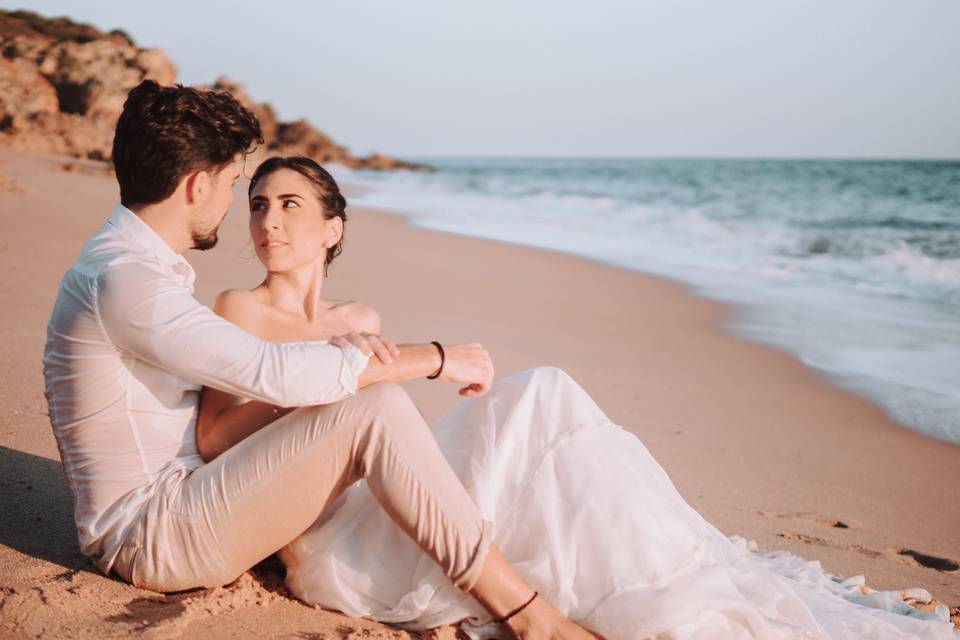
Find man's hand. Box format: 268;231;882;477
439;343;495;397
330;332;400;364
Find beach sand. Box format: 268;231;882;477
1;147;957;638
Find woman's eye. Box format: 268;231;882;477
282;199;299;209
250;201;265;212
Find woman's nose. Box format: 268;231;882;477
261;206;281;229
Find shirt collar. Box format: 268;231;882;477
107;205;197;290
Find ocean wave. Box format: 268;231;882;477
339;158;960;444
804;215;960;232
871;243;960;296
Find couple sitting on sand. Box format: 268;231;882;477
42;81;957;640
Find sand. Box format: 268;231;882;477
0;147;957;638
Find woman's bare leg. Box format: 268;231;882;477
470;545;603;640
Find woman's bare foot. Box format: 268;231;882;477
502;594;605;640
467;544;604;639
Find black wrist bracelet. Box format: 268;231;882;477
426;341;444;379
494;590;539;624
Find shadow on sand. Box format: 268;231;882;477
0;445;89;573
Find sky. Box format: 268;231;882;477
16;1;960;159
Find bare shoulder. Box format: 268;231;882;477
334;300;382;334
212;289;264;334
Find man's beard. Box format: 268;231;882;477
191;223;220;251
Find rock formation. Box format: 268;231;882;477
0;9;429;170
210;78;429;170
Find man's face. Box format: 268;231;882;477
191;158;243;251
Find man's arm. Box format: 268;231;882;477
195;340;493;461
96;260;368;407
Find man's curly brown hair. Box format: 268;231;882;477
112;80;264;208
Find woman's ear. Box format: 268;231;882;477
326;217;344;247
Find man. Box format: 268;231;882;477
42;80;594;638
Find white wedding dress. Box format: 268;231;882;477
279;367;958;639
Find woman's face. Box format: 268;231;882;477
248;168;342;273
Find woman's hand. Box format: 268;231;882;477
439;343;495;397
330;331;401;364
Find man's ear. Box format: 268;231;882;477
184;170;211;205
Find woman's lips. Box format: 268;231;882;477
261;240;289;251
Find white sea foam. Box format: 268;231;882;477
333;159;960;444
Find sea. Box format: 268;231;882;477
333;158;960;446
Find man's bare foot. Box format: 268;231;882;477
502;594;606;640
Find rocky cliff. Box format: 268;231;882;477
0;9;428;170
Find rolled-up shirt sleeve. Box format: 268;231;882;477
95;259;369;407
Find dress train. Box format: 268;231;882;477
279;367;958;639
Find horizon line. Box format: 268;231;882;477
390;153;960;163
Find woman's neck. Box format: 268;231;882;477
262;262;329;321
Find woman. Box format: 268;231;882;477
198;156;957;639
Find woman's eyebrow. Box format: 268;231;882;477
249;193;304;202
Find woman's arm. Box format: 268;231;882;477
196;296;384;462
338;303;494;395
196;291;288;462
356;342;493;396
196;393;291;462
197;295;494;461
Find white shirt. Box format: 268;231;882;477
42;205;369;574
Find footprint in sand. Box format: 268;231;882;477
775;534;960;574
891;548;960;573
760;513;960;574
754;508;856;530
755;509;888;559
774;531;883;558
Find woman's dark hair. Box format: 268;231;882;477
112;80;263;208
248;156;348;273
